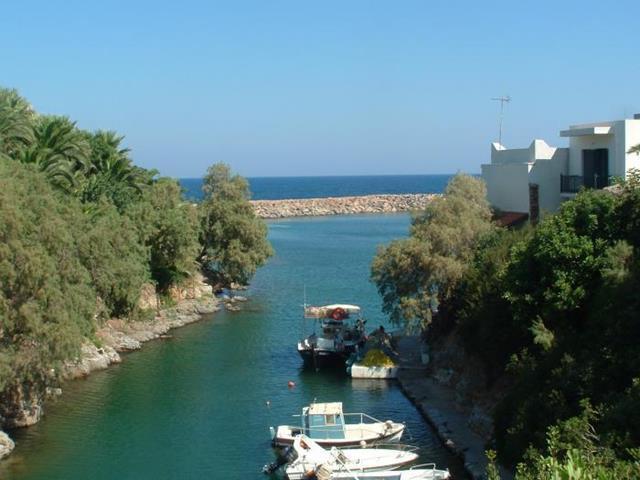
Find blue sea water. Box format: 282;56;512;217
180;174;453;201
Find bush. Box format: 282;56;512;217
0;160;96;390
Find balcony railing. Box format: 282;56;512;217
560;175;611;193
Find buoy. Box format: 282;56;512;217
287;380;296;388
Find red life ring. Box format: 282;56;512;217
331;307;346;320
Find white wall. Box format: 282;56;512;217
529;148;568;215
624;119;640;173
481;162;531;213
568;136;617;176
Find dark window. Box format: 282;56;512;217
583;149;609;189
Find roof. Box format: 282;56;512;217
304;304;361;318
495;211;529;228
560;125;612;137
308;402;343;415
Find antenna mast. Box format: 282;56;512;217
491;95;511;145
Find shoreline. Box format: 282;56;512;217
396;336;513;480
0;277;233;458
251;193;438;219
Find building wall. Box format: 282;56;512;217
567;121;628;178
528;148;568;215
481;162;531;213
625;119;640;172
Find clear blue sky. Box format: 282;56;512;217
2;1;639;177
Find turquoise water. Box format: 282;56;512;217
1;214;465;480
180;174;453;201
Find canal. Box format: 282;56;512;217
1;214;465;479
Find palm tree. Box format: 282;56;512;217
80;130;153;208
11;116;91;192
16;145;75;190
0;88;35;160
34;116;90;172
629;144;640;155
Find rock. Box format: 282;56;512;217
467;405;494;440
45;387;63;398
0;431;15;460
137;283;159;310
64;343;121;379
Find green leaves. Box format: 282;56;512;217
371;173;494;328
198;163;272;287
126;179;200;291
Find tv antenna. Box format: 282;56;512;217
491;95;511;145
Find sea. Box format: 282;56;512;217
179;174;453;201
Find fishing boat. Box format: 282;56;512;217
271;401;405;447
284;435;420;480
298;304;366;368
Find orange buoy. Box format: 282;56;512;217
287;380;296;388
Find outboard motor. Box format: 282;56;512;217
262;445;298;474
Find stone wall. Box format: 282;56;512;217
251;194;438;219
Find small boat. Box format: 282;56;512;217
328;464;451;479
271;401;405;447
284;435;420;480
298;304;366;368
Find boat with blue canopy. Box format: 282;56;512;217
271;401;405;448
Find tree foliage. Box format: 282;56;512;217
449;185;640;470
0;160;96;392
0;87;273;415
127;179;200;290
79;204;150;318
198;163;273;286
371;173;494;329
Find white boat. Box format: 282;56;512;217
328;464;451;479
285;435;419;480
272;402;405;447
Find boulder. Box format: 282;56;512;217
0;431;15;460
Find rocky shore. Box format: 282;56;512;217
0;275;233;458
396;335;512;480
251;193;437;219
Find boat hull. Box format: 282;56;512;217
298;347;352;369
273;427;404;448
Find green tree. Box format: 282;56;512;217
80;130;154;210
0;159;96;399
127;178;200;291
371;173;494;329
198;163;273;286
0;88;35;160
16;116;90;192
78;203;150;318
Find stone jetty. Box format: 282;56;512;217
251;193;438;219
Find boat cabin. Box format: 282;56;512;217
303;402;346;440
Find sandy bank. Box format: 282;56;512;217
251;193;438;219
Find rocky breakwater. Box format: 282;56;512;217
251;194;438;219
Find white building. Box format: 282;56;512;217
482;114;640;219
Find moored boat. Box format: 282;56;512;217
298;304;366;368
272;401;405;447
284;435;419;480
328;464;451;479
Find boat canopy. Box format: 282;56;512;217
304;304;361;319
303;402;346;440
307;402;343;415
